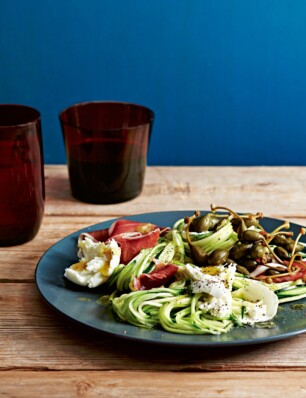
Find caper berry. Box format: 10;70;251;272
241;230;264;243
271;234;289;246
236;265;250;275
190;214;220;233
285;240;305;254
240;259;258;271
230;218;247;236
250;244;268;259
274;246;289;259
229;242;253;260
208;248;229;265
189;245;208;265
244;218;260;228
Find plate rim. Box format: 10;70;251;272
35;210;306;347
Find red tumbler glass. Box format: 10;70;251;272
59;101;154;204
0;105;45;246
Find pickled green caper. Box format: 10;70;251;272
190;214;220;232
207;248;229;265
236;265;250;275
241;230;264;243
208;216;221;230
274;246;289;259
271;234;289;246
189;245;208;265
190;215;209;232
239;259;258;271
285;240;305;253
229;242;253;260
250;244;268;259
244;218;260;228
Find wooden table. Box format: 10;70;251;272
2;165;306;397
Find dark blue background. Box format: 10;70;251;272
1;0;306;165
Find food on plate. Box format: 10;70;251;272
64;239;121;288
64;205;306;334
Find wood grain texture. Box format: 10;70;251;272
2;165;306;281
1;371;306;398
44;165;306;218
2;165;306;396
1;283;306;371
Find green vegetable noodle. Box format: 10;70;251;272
64;204;306;335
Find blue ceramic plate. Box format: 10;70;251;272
35;211;306;346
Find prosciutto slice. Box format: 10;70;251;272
109;220;158;237
116;228;160;264
133;263;179;291
79;229;109;243
81;220;161;264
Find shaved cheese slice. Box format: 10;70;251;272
232;279;278;324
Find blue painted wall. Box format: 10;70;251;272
1;0;306;165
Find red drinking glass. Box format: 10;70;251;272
0;105;45;246
59;101;154;204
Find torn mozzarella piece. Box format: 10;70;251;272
77;237;107;261
184;263;235;319
232;279;278;324
64;239;121;288
191;277;227;299
199;290;232;319
185;263;236;298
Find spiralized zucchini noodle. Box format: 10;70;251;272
64;205;306;335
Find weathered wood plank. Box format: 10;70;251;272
1;283;306;371
1;371;306;398
2;165;306;395
44;166;306;218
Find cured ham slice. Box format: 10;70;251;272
109;220;158;237
133;263;179;290
80;220;161;264
117;228;160;264
79;229;109;243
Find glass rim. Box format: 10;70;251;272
59;100;154;131
0;104;41;129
